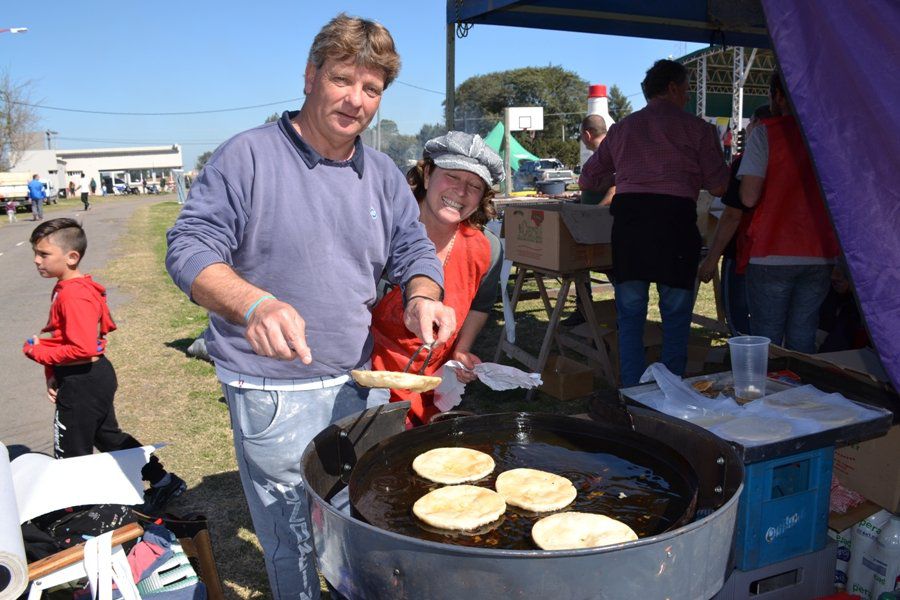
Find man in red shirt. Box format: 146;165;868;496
580;59;729;385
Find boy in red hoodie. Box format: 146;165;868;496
23;218;186;512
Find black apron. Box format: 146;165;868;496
610;192;701;290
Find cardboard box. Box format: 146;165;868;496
589;299;617;328
833;424;900;512
769;345;893;390
696;191;719;247
828;500;882;534
685;336;712;376
814;349;890;384
540;355;594;400
503;203;613;271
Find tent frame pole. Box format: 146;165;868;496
445;23;455;130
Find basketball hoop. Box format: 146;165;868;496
522;128;535;140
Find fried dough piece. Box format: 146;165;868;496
413;485;507;531
691;379;714;393
412;447;496;484
715;415;793;442
495;468;577;512
350;369;441;393
532;512;638;550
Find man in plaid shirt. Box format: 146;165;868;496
580;59;729;386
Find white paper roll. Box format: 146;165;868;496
0;443;27;600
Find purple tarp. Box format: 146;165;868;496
762;0;900;394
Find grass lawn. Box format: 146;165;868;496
100;200;729;598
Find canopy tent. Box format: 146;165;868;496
446;0;900;395
482;122;539;171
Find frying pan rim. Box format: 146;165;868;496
346;411;701;549
308;478;745;558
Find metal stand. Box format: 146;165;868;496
494;263;616;400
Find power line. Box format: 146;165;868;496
56;136;222;146
12;78;445;117
393;80;445;95
11;98;302;116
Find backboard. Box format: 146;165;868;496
506;106;544;132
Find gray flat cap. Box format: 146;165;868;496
424;131;505;186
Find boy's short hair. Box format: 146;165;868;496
31;218;87;259
308;13;400;88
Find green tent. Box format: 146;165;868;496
482;122;539;171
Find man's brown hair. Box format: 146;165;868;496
308;13;400;88
641;59;688;101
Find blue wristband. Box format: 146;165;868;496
244;295;275;322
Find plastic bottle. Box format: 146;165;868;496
580;84;615;167
872;514;900;597
848;509;892;598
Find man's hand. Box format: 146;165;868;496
452;350;481;383
244;299;313;363
698;256;719;283
403;297;457;346
47;376;58;403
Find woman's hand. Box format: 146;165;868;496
452;350;481;383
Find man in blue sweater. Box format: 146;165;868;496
166;13;455;600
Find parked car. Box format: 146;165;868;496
112;178;139;195
514;158;576;190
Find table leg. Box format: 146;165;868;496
575;271;616;384
526;277;572;401
535;274;571;359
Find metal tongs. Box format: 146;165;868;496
403;341;436;375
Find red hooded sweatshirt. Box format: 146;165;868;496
23;275;117;373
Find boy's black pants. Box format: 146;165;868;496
52;356;165;483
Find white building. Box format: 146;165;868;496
13;149;68;196
55;145;183;194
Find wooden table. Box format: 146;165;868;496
494;263;616;400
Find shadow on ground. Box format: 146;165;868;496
165;470;269;599
165;337;195;353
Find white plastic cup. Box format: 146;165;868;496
727;336;770;401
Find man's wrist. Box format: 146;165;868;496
244;294;276;322
404;294;438;309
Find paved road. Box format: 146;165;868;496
0;197;164;457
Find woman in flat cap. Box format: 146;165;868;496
370;131;504;426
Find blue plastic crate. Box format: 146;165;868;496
734;446;833;570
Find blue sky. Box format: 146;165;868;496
2;1;702;170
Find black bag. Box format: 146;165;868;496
24;504;138;560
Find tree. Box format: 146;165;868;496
416;122;446;147
264;113;280;124
378;119;400;138
608;84;633;123
195;150;213;172
0;70;40;171
384;134;418;169
453;66;587;167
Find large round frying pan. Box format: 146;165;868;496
348;412;699;551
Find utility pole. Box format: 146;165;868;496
376;107;382;152
45;130;58;150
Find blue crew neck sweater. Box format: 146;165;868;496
166;111;442;379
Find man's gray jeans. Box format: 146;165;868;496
224;380;385;600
